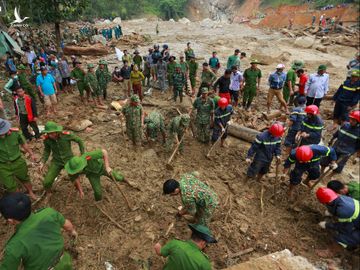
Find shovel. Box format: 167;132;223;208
206;125;227;159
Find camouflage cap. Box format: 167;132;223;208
180;114;191;125
87;63;94;68
130;94;140;103
98;60;107;65
200;87;209;94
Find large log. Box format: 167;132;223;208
228;123;260;143
63;44;109;56
262;110;282;121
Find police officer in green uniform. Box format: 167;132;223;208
40;121;85;192
154;224;216;270
0;119;37;200
166;114;191;152
167;56;177;93
17;64;37;100
65;149;125;201
96;60;111;100
192;89;215;143
0;192;77;269
122;95;144;146
144;111;166;143
70;61;87;103
84;63;101;105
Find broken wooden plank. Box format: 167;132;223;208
228;248;255;259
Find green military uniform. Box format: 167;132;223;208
84;65;100;97
282;68;296;102
96;61;112;99
144;111;166;141
0;207;72;269
122;96;143;143
133;54;143;69
42;122;85;190
160;240;211;270
167;61;177;87
193;96;214;143
66;150;124;201
173;69;186;102
348;181;360;201
70;67;86;96
242;67;262;106
185;48;195;61
17;65;37;100
0;128;30;192
201;70;217;87
180;61;189;74
166;115;190;152
179;172;219;226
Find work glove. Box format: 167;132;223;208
318;221;327;229
221;128;225;133
329;162;338;170
245;158;252;165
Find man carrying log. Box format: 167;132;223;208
0;192;77;268
284;145;337;200
154;224;216;270
212;97;233;147
245;123;284;181
163;172;219;226
144;111;166;143
64;148;125;201
192;89;215;144
166;114;191;152
40;121;85;194
122;95;144;146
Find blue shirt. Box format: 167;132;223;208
332;122;360;155
326;196;360;231
36;74;55;95
214;105;233;128
247;130;282;163
284;144;337;169
305;73;329;98
5;58;16;72
209;57;219;69
268;71;286;89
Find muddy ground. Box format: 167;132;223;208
0;19;359;269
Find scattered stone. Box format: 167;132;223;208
240;223;249;234
315;45;328;53
178;17;191;24
96;112;112;122
294;36;315;48
134;215;142;222
68;119;93;132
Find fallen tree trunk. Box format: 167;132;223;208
63;44;109;56
228;123;260;143
262;110;282;121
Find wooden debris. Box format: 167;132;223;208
262;110;282;121
227;123;260;143
63;43;109;56
228;248;255;259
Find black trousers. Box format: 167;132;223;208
19;114;40;140
306;96;322;107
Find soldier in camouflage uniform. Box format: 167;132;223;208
163;172;219;226
192;88;215;143
70;61;87;103
17;65;37;100
172;65;186;102
144;111;166;143
84;64;102;105
122;95;144;145
96;60;112;100
166;114;191;152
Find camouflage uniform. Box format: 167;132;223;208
84;71;100;97
193;97;215;143
180;172;219;226
96;66;111;99
172;71;186;102
70;67;86;96
166;115;190;152
122;99;143;143
18;73;37;100
144;111;166;141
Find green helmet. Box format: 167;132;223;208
213;96;221;104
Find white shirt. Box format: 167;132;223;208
305;73;329;98
230;71;243;91
25;51;36;64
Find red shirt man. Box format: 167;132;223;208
296;69;308;95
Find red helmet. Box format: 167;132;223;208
295;145;313;162
349;110;360;122
269;123;285;137
305;105;319;115
316;187;338;204
218;98;228;108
